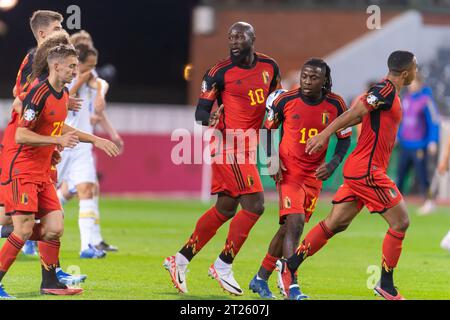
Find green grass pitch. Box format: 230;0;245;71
2;197;449;300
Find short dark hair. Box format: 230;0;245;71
29;10;63;38
303;58;332;94
75;43;98;63
388;51;415;74
47;44;78;64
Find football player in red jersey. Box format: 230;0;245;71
0;30;88;285
278;51;417;300
0;45;119;298
249;59;351;300
164;22;281;296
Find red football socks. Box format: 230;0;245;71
219;209;260;264
382;228;405;271
0;233;25;277
179;206;230;261
39;240;60;269
261;253;279;273
287;220;334;271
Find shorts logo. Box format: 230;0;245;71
21;193;28;205
262;70;270;85
284;196;291;209
389;188;397;199
247;175;254;187
23;108;36;121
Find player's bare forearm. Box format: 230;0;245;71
63;123;97;144
15;127;59;146
98;110;119;140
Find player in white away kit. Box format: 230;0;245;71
57;43;119;258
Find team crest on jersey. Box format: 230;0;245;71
284;196;291;209
247;175;254;187
21;193;28;205
262;70;270;85
23;108;36;121
322;112;330;125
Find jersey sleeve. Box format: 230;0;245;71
269;61;282;93
14;54;33;98
195;68;224;125
264;96;284;130
18;85;48;130
361;81;396;112
329;93;353;139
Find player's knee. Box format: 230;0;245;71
14;222;35;241
286;214;305;234
45;229;64;240
215;207;236;218
327;218;350;234
248;201;264;216
390;216;410;233
44;224;64;240
77;184;95;199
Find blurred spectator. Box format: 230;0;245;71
397;73;440;203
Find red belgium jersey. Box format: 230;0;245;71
343;79;401;179
265;89;352;174
2;80;68;183
198;53;280;152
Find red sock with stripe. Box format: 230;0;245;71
179;206;230;261
0;233;25;281
39;240;62;289
261;253;279;273
380;228;405;295
287;220;334;271
219;209;261;264
382;228;405;270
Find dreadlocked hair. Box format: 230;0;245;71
304;58;332;95
31;30;70;82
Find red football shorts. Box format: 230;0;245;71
4;178;62;218
333;171;403;214
211;151;263;198
278;173;322;224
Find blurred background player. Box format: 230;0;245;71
164;22;281;296
57;41;121;258
395;73;440;214
249;58;351;300
279;51;417;301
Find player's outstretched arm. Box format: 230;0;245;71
62;123;120;157
306;100;368;155
97;109;124;154
15;127;79;148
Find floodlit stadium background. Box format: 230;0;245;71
1;0;450;200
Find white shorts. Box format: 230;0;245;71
57;145;97;189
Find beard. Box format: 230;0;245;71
230;46;252;65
